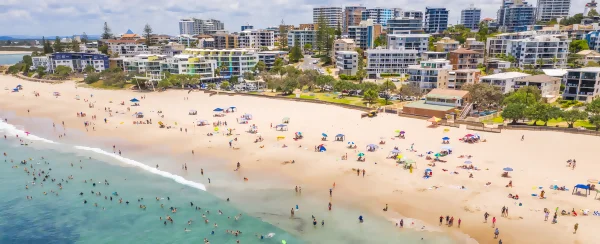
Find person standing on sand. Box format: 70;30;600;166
492;217;496;227
329;189;332;197
505;207;508;217
494;228;499;239
290;208;294;217
574;223;579;234
357;169;360;176
501;206;506;217
545;211;549;221
439;216;443;225
362;169;365;177
521;135;524;141
458;218;461;228
572;160;576;170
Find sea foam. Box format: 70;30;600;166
0;119;206;191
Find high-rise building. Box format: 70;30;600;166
179;18;225;35
343;6;366;34
386;17;424;34
461;6;482;30
424;7;449;33
387;34;430;54
585;0;598;16
497;0;536;33
366;48;420;78
348;19;383;49
313;6;343;28
361;7;394;26
536;0;571;22
239;29;275;49
287;30;317;50
213;34;239;49
241;24;254;31
402;10;424;19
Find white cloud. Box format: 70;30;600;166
0;0;593;36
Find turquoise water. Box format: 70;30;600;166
0;54;27;65
0;112;459;244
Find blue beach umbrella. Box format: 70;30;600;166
442;137;450;140
357;152;365;157
213;108;224;112
348;141;355;145
464;160;472;164
130;98;140;102
322;133;328;137
503;167;514;172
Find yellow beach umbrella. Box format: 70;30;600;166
396;154;403;159
214;127;219;131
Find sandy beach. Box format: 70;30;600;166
0;51;33;55
1;74;598;244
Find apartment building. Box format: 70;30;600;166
387;34;430;54
332;39;357;58
122;54;166;76
287;30;317;50
406;59;453;91
386;17;424;34
400;10;424;19
239;29;275;49
257;51;288;70
461;6;482;30
486;59;512;73
422;51;448;60
31;56;50;71
299;24;318;30
449;48;484;70
160;54;216;79
563;67;600;102
48;53;109;73
424;7;449;33
179;18;225;35
486;31;537;58
506;34;570;69
480;72;530;93
464;38;485;53
336;51;359;76
497;1;536;33
344;6;367;34
348;20;383;49
361;7;394;26
150;34;171;45
213;34;239;49
435;38;460;52
313;7;343;28
514;74;561;101
365;47;419;78
183;48;259;77
536;0;571;22
448;69;481;90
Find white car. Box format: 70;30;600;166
312;60;318;64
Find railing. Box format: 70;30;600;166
501;125;600;136
459;103;473;120
466;125;502;133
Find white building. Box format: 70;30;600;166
406;59;453;92
31;56;50;71
332;39;356;58
505;34;570;69
160;54;216;80
421;51;448;60
336;51;359;76
106;40;149;57
448;69;481;90
257;51;288;70
536;0;571;22
514;74;561;101
123;54;167;75
563;67;600;102
480;72;531;93
348;19;382;49
366;47;420;79
183;48;259;77
239;29;275;49
486;31;538;58
386;34;430;54
287;30;317;50
179;18;225;35
313;7;343;28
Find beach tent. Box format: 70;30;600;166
189;109;197;115
53;92;60;96
388;149;400;158
238;118;247;124
282;117;290;123
276;124;288;131
213;108;224;112
573;184;591;196
318;144;326;152
133;112;144;118
197;120;208;126
357;152;365;157
243;113;253;120
441;145;452;151
366;144;379;151
348;141;355;145
228;106;237;112
503;167;513;172
130;98;140;102
442;137;450;141
464;160;472;164
335;134;345;141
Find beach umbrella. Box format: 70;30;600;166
400;131;405;134
503;167;513;172
391;149;400;153
396;154;403;159
366;144;378;148
130;98;140;102
464;161;472;164
214;127;219;131
357;152;365;157
348;141;355;145
213;108;224;112
442;137;450;140
425;168;432;172
394;130;401;133
464;134;474;137
322;133;328;137
434;153;441;157
441;145;452;150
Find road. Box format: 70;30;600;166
299;56;320;71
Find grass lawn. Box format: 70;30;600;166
286;93;366;106
85;80;134;90
482;116;505;124
527;118;595;129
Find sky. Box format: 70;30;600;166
0;0;592;36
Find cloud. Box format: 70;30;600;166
0;0;592;36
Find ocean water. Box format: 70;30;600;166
0;114;459;244
0;54;27;65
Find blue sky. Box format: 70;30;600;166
0;0;590;36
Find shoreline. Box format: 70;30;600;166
0;51;33;55
1;75;597;244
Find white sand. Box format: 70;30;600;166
1;75;598;244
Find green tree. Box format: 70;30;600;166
81;32;88;44
503;86;541;106
271;58;284;75
362;89;379;103
84;65;95;73
229;75;239;85
36;66;46;77
561;109;588;128
253;61;266;72
278;24;289;50
335;23;342;39
55;65;72;78
569;40;589;54
316;16;327;54
207;83;217;90
53;36;63;52
476;21;489;42
559;14;584;25
303;43;312;51
589;115;600;131
589;9;599;17
289;44;304;63
586;61;600;67
102;22;112;39
355;47;367;81
374;35;387;47
243;72;255;81
98;44;108;54
143;24;153;46
461;83;503;109
501;103;527;124
220;81;230;90
41;36;51;54
83;73;101;84
315;74;335;90
157;79;172;89
71;39;80;52
585;97;600;116
526;103;561;126
399;83;422;98
281;77;298;95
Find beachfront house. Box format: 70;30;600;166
402;89;471;119
514;74;561;102
562;67;600;102
480;72;531;93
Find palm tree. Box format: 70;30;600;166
218;64;228;81
536;58;544;72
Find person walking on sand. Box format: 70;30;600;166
521;135;524;141
492;217;496;227
362;169;365;177
290;208;294;217
329;189;332;197
545;211;549;221
572;160;576;170
357;169;360;176
439;215;443;225
501;206;505;217
494;228;499;239
458;218;461;228
574;223;579;234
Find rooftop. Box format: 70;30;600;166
426;88;469;99
388;33;430;38
450;48;480;54
481;72;530;80
577;50;600;56
337;51;358;55
567;67;600;72
516;74;561;83
542;69;568;77
403;100;457;111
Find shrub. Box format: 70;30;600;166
84;73;101;84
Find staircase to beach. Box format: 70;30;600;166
459;103;473;119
